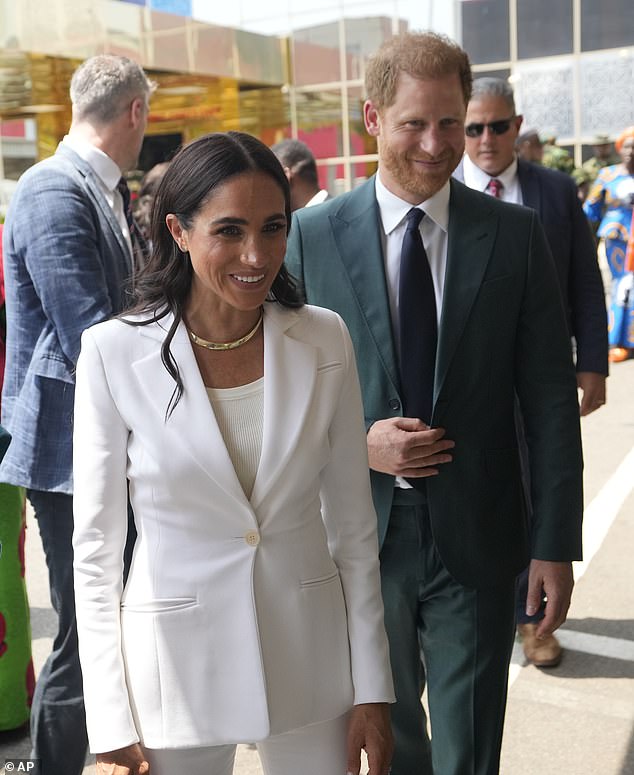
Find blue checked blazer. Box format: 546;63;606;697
0;143;133;493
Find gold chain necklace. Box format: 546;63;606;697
187;311;263;351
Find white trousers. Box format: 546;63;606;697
144;712;349;775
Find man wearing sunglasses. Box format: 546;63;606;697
455;77;608;668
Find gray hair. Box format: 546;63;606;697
471;77;516;114
70;55;155;125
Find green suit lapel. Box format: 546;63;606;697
435;180;499;402
330;178;401;393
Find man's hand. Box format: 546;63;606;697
367;417;454;477
96;744;149;775
526;559;574;639
346;702;393;775
577;371;606;416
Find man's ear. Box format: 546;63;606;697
364;100;382;137
130;96;145;128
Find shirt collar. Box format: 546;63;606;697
61;134;123;192
463;152;518;192
375;173;450;236
305;189;329;207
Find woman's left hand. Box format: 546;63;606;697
346;702;393;775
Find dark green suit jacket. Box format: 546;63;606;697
285;177;583;589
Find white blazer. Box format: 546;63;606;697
72;303;394;754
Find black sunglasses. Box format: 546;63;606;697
465;116;516;138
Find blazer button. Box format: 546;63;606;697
388;398;401;411
244;530;260;547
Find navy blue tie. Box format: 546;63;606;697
398;208;437;425
117;177;149;270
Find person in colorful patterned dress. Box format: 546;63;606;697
584;126;634;362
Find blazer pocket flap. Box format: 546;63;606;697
480;274;513;293
121;597;198;613
300;570;339;589
317;360;343;374
33;354;75;383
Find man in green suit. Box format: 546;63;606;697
285;32;583;775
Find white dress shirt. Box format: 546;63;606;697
374;174;449;354
305;189;329;207
375;174;450;488
61;134;133;257
462;153;523;205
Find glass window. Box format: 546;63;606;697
471;67;511;81
517;0;572;59
514;60;574;139
581;0;634;51
317;161;345;197
347;85;375;158
292;24;341;86
461;0;509;65
238;85;290;144
579;50;634;137
295;88;344;159
351;158;377;188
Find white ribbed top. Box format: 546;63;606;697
206;377;264;500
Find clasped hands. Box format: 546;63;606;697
367;416;454;478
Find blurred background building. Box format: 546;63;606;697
0;0;633;205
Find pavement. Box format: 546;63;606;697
1;356;633;775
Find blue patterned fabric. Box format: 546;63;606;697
0;144;133;493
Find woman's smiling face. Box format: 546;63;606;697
169;170;288;316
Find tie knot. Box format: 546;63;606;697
405;207;424;231
486;178;503;198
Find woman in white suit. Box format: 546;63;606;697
72;132;394;775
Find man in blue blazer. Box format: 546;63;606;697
454;76;608;668
285;33;584;775
0;55;154;775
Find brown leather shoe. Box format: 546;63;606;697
517;623;562;667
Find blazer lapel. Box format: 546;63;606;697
132;316;248;506
57;144;132;271
86;172;133;269
518;159;542;216
435;180;498;401
330;178;400;391
250;305;317;508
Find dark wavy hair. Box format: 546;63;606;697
123;131;303;417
